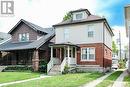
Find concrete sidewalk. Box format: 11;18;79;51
80;72;113;87
112;70;128;87
0;75;51;87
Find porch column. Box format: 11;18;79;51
67;46;70;65
11;52;17;65
51;46;53;60
32;50;39;71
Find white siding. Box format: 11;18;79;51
55;22;104;44
104;25;112;49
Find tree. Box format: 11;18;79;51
63;12;72;21
112;41;118;54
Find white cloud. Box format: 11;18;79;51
0;0;124;33
112;26;128;50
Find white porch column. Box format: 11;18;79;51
51;46;53;60
67;46;70;65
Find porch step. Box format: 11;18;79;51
0;66;7;72
48;65;62;75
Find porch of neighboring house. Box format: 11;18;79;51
47;43;78;74
0;49;49;71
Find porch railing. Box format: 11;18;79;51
60;57;67;72
47;59;53;73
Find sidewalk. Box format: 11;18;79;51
0;75;51;87
112;70;128;87
80;72;113;87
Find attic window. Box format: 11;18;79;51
76;13;83;20
19;33;29;42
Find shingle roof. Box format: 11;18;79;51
0;19;55;51
8;19;50;34
0;30;54;51
53;15;103;26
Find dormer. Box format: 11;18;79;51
70;9;91;21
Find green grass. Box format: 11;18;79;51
96;71;123;87
0;72;40;84
2;72;102;87
124;75;130;87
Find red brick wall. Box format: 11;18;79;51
77;43;112;68
104;45;112;68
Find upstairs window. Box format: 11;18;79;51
88;25;94;37
64;29;69;42
19;33;29;42
75;13;83;20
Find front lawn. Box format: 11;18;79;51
3;72;102;87
124;75;130;87
96;70;123;87
0;72;40;84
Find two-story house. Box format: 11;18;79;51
47;9;114;74
0;19;55;71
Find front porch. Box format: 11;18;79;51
47;43;78;74
0;49;49;71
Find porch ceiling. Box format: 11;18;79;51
49;43;79;48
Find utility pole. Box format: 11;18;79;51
119;30;122;60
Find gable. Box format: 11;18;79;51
11;22;41;42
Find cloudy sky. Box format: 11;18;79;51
0;0;129;48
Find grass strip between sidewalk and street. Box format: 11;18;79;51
96;70;123;87
124;75;130;87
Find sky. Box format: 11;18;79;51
0;0;129;49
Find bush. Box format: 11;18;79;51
62;65;70;74
119;59;126;69
38;59;47;73
3;65;33;72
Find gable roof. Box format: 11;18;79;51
8;19;50;34
0;19;55;51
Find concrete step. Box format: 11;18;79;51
48;64;61;75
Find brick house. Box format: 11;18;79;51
0;19;55;71
47;9;114;74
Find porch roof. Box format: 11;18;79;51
49;42;79;48
0;31;55;51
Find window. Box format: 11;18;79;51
81;48;95;61
76;13;83;20
64;29;69;42
19;33;29;42
88;25;94;37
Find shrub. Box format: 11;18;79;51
3;65;33;72
38;59;47;73
118;59;126;69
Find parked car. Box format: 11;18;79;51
126;60;129;68
112;58;119;69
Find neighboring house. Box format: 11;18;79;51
0;19;55;71
47;9;114;74
0;32;11;44
125;5;130;72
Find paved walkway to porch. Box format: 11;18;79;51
112;70;128;87
0;75;51;87
80;72;113;87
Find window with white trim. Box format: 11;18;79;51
19;33;29;42
81;48;95;61
64;29;69;42
88;25;94;37
75;13;83;20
